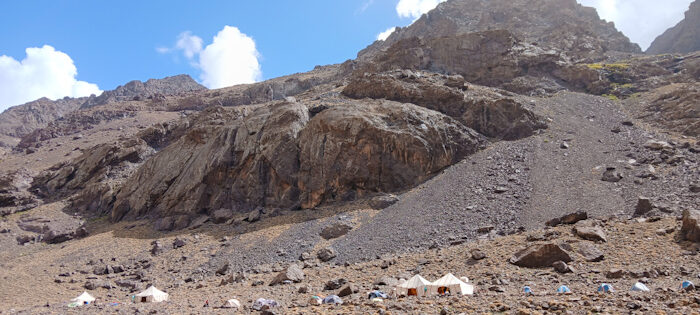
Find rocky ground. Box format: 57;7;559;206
1;213;699;314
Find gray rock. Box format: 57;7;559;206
173;237;187;249
317;247;337;262
601;167;623;182
606;268;625;279
644;140;672;151
369;194;399;210
246;208;261;223
324;278;347;290
471;249;486;260
374;276;398;286
150;241;165;256
509;243;573;268
216;262;230;276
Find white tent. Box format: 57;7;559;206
135;286;169;303
70;292;96;305
223;299;241;309
429;273;474;295
396;274;432;297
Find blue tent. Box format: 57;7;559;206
523;286;533;295
556;285;571;294
598;283;614;293
681;280;695;291
368;291;388;299
323;295;343;305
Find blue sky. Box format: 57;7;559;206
0;0;693;110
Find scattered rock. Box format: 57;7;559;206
317;247;337;262
573;221;607;242
509;243;573;268
471;249;486;260
338;284;359;297
324;278;347;290
578;243;605;262
173;237;187;249
546;211;588;227
212;208;233;224
601;167;623;182
216;262;230;276
634;197;654;217
270;264;305;285
246;208;261;223
680;209;700;242
150;241;165;256
644;140;672;151
552;260;574;273
369;194;399;210
606;269;625;279
320;222;353;240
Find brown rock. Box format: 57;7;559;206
317;247;337;262
573;221;607;242
578;243;605;262
368;194;399;210
212;208;233;224
270;264;305;285
320;222;353;240
546;211;588;227
471;249;486;260
634;197;654;217
606;268;625;279
681;209;700;242
338;284;359;297
509;243;573;268
552;260;574;273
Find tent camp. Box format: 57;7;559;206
68;292;95;306
135;286;169;303
223;299;241;309
429;273;474;295
396;274;432;297
597;283;614;293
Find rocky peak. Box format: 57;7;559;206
80;74;206;108
647;0;700;54
360;0;640;61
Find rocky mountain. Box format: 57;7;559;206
80;74;205;108
0;0;699;312
647;0;700;54
0;97;87;147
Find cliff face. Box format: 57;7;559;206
647;0;700;54
0;97;87;144
80;74;206;108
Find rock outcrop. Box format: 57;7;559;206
509;243;573;268
647;0;700;54
680;209;700;242
0;97;87;143
109;100;484;224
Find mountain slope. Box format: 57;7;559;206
647;0;700;54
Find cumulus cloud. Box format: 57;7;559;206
0;45;101;111
175;31;203;59
396;0;446;20
577;0;693;50
160;26;262;89
199;26;261;89
377;27;397;41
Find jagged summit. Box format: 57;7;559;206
647;0;700;54
80;74;206;108
360;0;641;61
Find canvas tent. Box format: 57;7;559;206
68;292;95;306
323;295;343;305
135;286;169;303
429;273;474;295
223;299;241;309
396;274;432;297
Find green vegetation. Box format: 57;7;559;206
602;94;619;101
585;63;630;71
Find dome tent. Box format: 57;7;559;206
396;274;432;297
680;280;695;291
523;286;533;295
223;299;241;309
556;285;572;294
135;286;169;303
323;295;343;305
597;283;614;293
68;292;96;307
368;290;388;299
429;273;474;295
308;296;322;306
631;282;650;292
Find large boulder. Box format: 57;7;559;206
509;243;573;268
269;264;305;285
573;221;607;242
680;209;700;242
546;211;588;227
320;222;354;240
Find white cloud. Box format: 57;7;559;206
377;27;397;41
396;0;446;20
0;45;101;111
175;31;203;59
577;0;693;50
160;26;262;89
